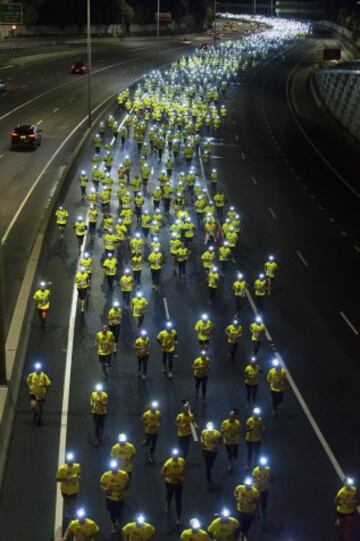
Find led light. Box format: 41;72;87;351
40;281;46;287
136;291;142;297
124;268;130;273
190;518;201;530
272;358;279;367
212;266;218;272
136;514;145;524
206;421;214;431
221;508;230;518
201;350;207;355
95;383;103;392
237;272;243;279
255;316;262;323
76;508;85;519
253;407;261;415
110;459;118;470
66;452;74;462
233;319;238;325
34;362;42;371
84;252;89;258
171;448;179;456
118;433;127;443
140;329;147;336
166;321;173;328
259;273;265;279
346;477;354;486
244;477;253;486
151;400;159;409
269;255;274;261
113;301;119;307
259;456;268;466
201;313;208;320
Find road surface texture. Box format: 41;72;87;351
0;30;359;541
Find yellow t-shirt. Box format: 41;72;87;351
110;442;136;472
207;517;239;540
233;280;246;297
245;416;262;443
120;275;133;291
192;357;210;378
180;529;210;540
162;457;185;484
90;391;108;415
95;331;114;355
157;329;177;352
244;364;259;386
252;465;271;493
75;272;89;289
250;322;264;341
27;371;51;399
267;367;286;392
221;418;241;445
33;289;51;310
336;486;357;514
131;298;148;317
100;469;129;501
225;324;242;344
122;522;155;540
201;429;222;452
134;337;150;357
66;518;99;540
56;463;81;496
194;320;214;341
176;412;195;437
234;485;259;513
142;410;161;434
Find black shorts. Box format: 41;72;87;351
62;493;77;501
30;395;45;403
78;288;87;300
99;355;111;364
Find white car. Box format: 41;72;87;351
181;38;192;45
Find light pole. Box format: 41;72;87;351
87;0;92;128
156;0;160;69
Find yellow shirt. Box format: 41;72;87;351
180;529;210;540
176;412;195;437
148;251;163;270
208;271;220;288
100;469;129;501
120;274;133;291
250;322;265;341
103;257;117;276
65;518;99;540
336;486;357;514
108;307;122;326
142;409;161;434
194;320;214;341
56;463;81;496
207;517;239;540
245;416;263;443
161;457;185;484
234;485;259;513
90;391;108;415
225;324;242;344
201;429;222;452
122;522;155;540
157;329;177;352
192;356;210;378
75;271;89;289
264;261;278;278
95;330;114;355
74;221;87;236
254;278;266;296
131;297;148;317
233;280;246;297
252;465;271;493
111;442;136;473
221;418;241;445
33;289;51;310
55;209;68;225
267;367;286;392
244;364;259;386
26;371;51;399
134;337;150;357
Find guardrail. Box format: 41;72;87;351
315;68;360;141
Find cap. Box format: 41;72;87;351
206;421;214;431
118;433;127;443
244;476;253;486
190;518;201;530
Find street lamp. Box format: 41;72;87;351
87;0;92;128
156;0;160;69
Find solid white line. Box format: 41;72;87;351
251;176;257;185
53;107;60;113
163;297;170;320
339;312;359;336
241;152;246;160
286;56;360;200
341;231;347;237
329;217;335;223
245;289;345;480
1;90;130;246
235;134;239;141
268;206;276;219
0;154;4;159
296;250;309;267
355;246;360;253
0;65;12;71
37;119;43;125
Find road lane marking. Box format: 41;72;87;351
251;176;257;185
341;231;347;237
37;119;43;125
0;154;4;159
241;152;245;160
20;84;27;88
329;217;335;223
163;297;170;320
339;312;359;336
53;107;60;113
355;246;360;253
235;134;239;141
268;206;276;219
68;97;74;103
245;288;345;480
296;250;309;267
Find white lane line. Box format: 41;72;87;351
355;246;360;253
296;250;309;267
339;312;359;336
341;231;347;237
0;59;131;123
37;119;43;125
329;217;335;223
241;152;246;160
268;206;276;219
235;134;239;141
163;297;170;320
0;65;12;71
0;154;4;159
68;97;74;103
53;107;60;113
286;57;360;200
2;86;130;246
245;289;345;480
252;176;257;185
20;84;27;89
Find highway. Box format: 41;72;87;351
0;36;200;332
0;24;359;541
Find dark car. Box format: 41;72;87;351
70;62;87;74
11;124;42;150
200;43;211;50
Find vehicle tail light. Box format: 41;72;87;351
29;134;36;138
11;132;18;136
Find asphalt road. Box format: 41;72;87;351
0;31;359;541
0;35;205;333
